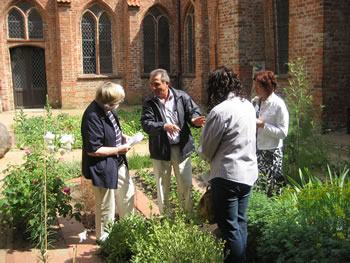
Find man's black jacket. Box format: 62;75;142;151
141;86;201;161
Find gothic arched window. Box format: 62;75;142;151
81;5;113;74
8;2;44;40
143;7;170;73
28;10;43;39
8;9;25;39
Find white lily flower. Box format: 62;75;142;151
60;134;75;145
62;143;72;151
44;132;55;145
78;230;87;243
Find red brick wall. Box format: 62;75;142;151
264;0;350;129
180;0;210;103
0;0;265;111
264;0;325;121
208;0;265;97
289;0;325;114
0;0;348;129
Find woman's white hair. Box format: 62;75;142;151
95;82;125;111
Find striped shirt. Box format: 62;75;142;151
107;111;122;147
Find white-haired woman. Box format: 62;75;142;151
81;82;135;242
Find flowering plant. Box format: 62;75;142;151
0;147;81;246
44;132;75;155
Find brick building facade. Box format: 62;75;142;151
0;0;349;129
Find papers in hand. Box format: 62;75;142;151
126;132;144;147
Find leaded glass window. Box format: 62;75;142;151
99;13;112;74
158;17;170;72
82;13;96;74
28;10;43;39
275;0;289;74
81;6;113;75
8;2;44;40
143;16;156;73
186;6;195;74
11;48;26;89
8;9;25;39
143;8;170;73
31;47;47;89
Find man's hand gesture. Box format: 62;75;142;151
191;116;206;127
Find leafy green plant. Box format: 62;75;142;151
13;108;82;150
288;166;350;237
133;169;203;223
127;154;152;170
0;149;82;247
118;107;148;139
283;57;328;179
13;106;146;151
190;127;210;174
99;214;151;263
56;160;82;181
247;190;289;262
133;169;186;208
248;165;350;262
100;213;225;263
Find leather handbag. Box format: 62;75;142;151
199;186;216;224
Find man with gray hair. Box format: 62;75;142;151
141;69;205;213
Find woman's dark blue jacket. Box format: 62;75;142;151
81;100;126;189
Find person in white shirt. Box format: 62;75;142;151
252;70;289;196
198;66;258;263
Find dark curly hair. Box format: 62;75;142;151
207;66;246;112
253;70;277;96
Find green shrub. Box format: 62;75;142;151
0;149;82;246
283;57;328;179
13;106;147;150
99;214;150;263
100;213;225;263
57;160;82;181
247;190;291;262
248;166;350;262
289;166;350;238
13;108;82;150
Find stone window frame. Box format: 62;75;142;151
81;6;113;75
184;5;195;75
274;0;289;75
142;6;171;74
7;4;44;40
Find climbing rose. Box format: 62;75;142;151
62;187;71;195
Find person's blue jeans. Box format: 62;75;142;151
211;178;252;263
